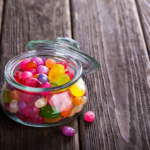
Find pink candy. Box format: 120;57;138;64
20;92;35;102
85;111;95;122
40;82;51;96
32;57;44;66
23;105;40;117
22;71;33;80
37;65;49;75
29;115;45;124
20;58;30;70
24;78;42;87
26;69;37;75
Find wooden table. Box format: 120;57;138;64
0;0;150;149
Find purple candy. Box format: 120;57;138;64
32;57;44;66
6;82;16;91
62;126;75;137
37;74;49;83
18;101;27;110
42;58;47;65
37;65;49;75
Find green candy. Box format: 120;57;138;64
50;82;58;87
57;74;70;86
2;90;11;103
39;105;60;119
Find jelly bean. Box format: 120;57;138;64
39;105;60;119
24;78;42;87
65;71;74;80
74;103;83;113
6;82;16;91
38;74;49;83
32;57;44;66
22;71;33;80
42;58;47;65
70;79;85;97
62;126;75;137
47;94;61;107
48;64;65;83
14;75;22;84
9;100;18;113
50;82;58;87
16;110;29;122
4;103;9;111
26;69;36;75
40;82;51;96
57;61;67;69
9;90;21;100
46;58;56;68
27;98;38;106
19;69;24;72
20;58;30;70
68;109;76;117
82;96;87;105
20;92;35;102
18;101;27;110
35;97;47;108
23;105;39;117
57;74;70;86
16;70;23;78
25;61;37;70
72;97;82;106
37;65;49;75
60;100;73;117
33;74;39;79
3;90;11;103
44;115;63;123
85;111;95;122
29;115;45;124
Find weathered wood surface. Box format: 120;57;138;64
71;0;150;149
0;0;79;150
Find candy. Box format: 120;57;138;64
47;94;61;107
35;97;47;108
57;74;70;86
9;90;21;100
40;82;51;96
14;75;22;84
26;69;36;75
18;101;27;109
32;57;44;66
37;74;49;83
48;64;65;83
20;92;34;102
46;59;56;68
82;96;87;105
25;61;37;70
23;105;40;117
20;58;30;70
22;71;33;80
3;90;11;103
14;71;23;84
68;109;76;117
74;103;83;113
6;82;16;91
4;103;9;111
24;78;42;87
42;58;47;65
33;74;39;79
16;110;29;122
57;61;67;69
39;105;60;119
85;111;95;122
65;71;74;80
72;97;82;106
9;100;18;113
29;115;44;124
62;126;75;137
50;82;58;87
44;115;63;123
37;65;49;75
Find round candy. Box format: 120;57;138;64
20;92;34;102
6;82;16;91
9;100;18;113
26;69;37;76
85;111;95;122
65;71;74;80
57;61;67;69
16;110;29;122
3;90;11;103
72;97;82;106
62;126;75;137
22;71;33;80
42;58;47;65
57;74;70;86
25;61;37;70
48;64;65;83
35;97;47;108
20;58;31;70
40;82;51;96
18;101;27;110
29;115;45;124
37;65;49;75
46;59;56;68
9;90;22;100
32;57;44;66
24;78;42;87
38;74;49;83
23;105;40;117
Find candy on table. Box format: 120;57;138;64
39;105;60;119
62;126;75;137
82;96;87;105
65;71;74;80
20;92;35;102
37;74;49;83
9;100;19;113
57;74;70;86
4;103;9;111
33;74;39;79
9;90;22;100
85;111;95;122
16;110;29;122
72;97;83;106
32;57;44;66
57;61;67;69
26;69;37;76
40;82;51;96
28;115;45;124
20;58;31;70
35;97;47;108
44;115;63;123
22;71;33;80
24;78;42;87
18;101;27;110
68;109;76;117
46;58;56;68
74;103;83;113
37;65;49;75
3;90;11;103
42;58;47;65
23;105;40;117
25;61;37;70
48;64;65;83
6;82;16;91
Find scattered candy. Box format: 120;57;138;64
62;126;75;137
85;111;95;122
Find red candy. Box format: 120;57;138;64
65;71;74;80
57;61;67;69
25;61;37;70
24;78;42;87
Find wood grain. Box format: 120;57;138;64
71;0;150;149
0;0;79;150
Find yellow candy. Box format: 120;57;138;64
70;78;85;97
48;64;65;83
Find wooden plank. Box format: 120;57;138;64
71;0;150;149
0;0;3;34
0;0;79;150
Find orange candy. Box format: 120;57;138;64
44;115;63;123
25;61;37;70
72;97;83;106
33;74;39;79
46;59;56;68
9;90;22;100
60;100;73;117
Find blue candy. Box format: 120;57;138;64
37;74;49;83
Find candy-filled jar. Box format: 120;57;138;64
1;37;99;127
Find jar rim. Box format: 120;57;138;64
4;49;83;92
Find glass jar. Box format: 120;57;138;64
1;37;99;127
